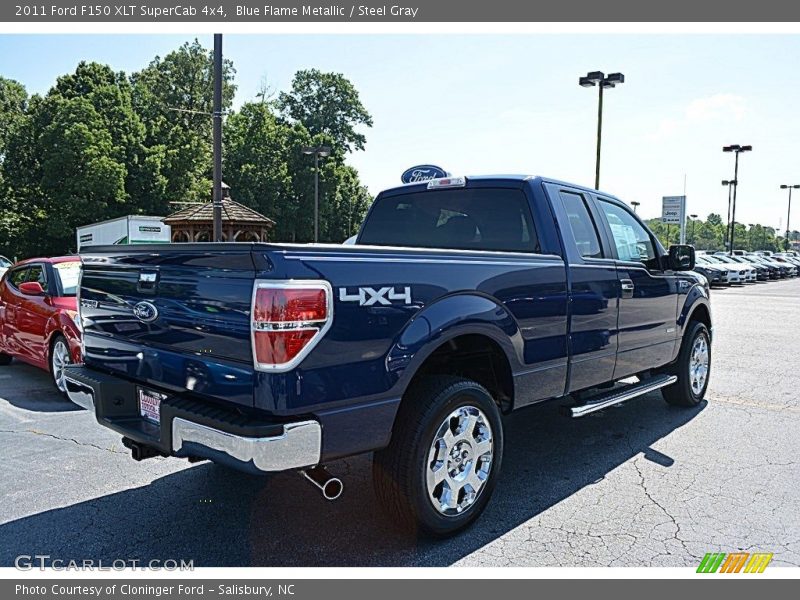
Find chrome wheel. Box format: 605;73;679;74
689;335;709;395
51;339;71;393
426;405;494;516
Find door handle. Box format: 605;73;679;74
620;279;635;299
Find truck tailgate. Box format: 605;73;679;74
79;245;256;407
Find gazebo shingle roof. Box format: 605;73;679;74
164;198;275;225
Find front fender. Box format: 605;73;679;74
386;292;524;396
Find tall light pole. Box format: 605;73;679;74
631;201;640;213
780;184;800;251
301;145;331;242
212;33;223;242
722;144;752;253
689;214;698;244
721;179;735;251
579;71;625;189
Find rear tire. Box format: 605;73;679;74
49;334;72;396
663;321;710;407
0;353;11;366
372;375;503;537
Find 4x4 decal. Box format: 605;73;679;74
338;286;412;306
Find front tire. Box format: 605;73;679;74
49;334;72;396
663;321;711;407
372;375;504;537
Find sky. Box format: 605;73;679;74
1;34;800;230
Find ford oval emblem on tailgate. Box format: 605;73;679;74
133;301;159;323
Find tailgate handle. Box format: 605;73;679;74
137;271;159;293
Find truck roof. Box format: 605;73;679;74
378;174;624;204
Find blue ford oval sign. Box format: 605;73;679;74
133;301;159;323
401;165;447;184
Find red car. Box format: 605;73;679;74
0;257;82;394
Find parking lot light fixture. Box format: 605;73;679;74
579;70;625;189
722;144;752;254
780;184;800;251
690;214;698;244
631;201;640;213
301;145;333;242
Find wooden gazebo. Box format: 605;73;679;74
165;183;275;243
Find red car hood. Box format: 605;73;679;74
51;296;77;311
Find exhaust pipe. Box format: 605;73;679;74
300;466;343;501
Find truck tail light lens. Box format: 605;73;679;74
251;281;333;372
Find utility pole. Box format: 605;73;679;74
212;33;223;242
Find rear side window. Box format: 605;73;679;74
358;188;539;253
559;191;603;259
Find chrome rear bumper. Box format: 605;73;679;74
64;368;321;473
171;418;321;472
65;376;95;411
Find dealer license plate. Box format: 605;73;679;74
138;387;167;424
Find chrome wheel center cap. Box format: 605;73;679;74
448;441;473;477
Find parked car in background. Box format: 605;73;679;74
740;255;779;279
748;254;792;278
0;255;12;280
727;255;770;281
696;254;740;284
691;259;727;286
711;253;757;282
771;255;799;276
0;257;82;393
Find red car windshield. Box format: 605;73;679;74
52;261;81;296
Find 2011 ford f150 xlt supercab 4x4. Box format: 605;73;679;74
65;175;711;536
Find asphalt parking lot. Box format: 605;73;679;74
1;278;799;568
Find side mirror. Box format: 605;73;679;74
19;281;45;296
668;244;695;271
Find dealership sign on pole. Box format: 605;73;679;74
662;195;687;244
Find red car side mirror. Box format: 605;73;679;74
19;281;45;296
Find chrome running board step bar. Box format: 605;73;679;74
570;375;678;418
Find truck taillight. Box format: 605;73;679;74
251;280;333;372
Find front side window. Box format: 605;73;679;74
599;200;658;268
25;264;47;291
8;268;28;288
358;188;539;253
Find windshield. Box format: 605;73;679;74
52;261;81;296
0;256;11;268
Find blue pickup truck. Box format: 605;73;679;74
65;175;711;536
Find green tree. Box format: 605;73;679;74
0;77;28;257
225;101;373;243
278;69;373;153
3;62;148;256
131;39;237;210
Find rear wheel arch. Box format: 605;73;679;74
399;333;515;413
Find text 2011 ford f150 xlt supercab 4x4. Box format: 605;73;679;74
65;175;711;536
